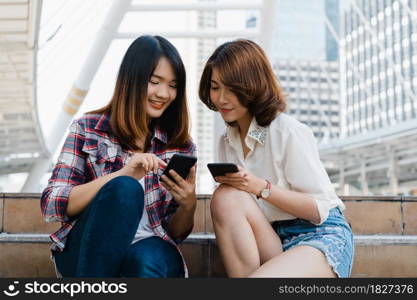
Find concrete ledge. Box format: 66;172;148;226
2;194;417;235
2;193;417;201
2;232;417;245
1;233;417;277
0;233;51;243
354;235;417;246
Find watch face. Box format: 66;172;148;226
261;189;270;198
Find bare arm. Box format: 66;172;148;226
166;203;196;241
66;170;123;217
216;172;320;224
264;183;320;224
244;175;320;223
67;153;167;217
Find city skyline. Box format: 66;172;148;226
1;0;417;196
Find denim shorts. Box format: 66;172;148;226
272;208;354;278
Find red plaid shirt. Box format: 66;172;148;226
41;113;196;274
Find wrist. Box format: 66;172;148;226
180;198;197;212
114;169;126;177
252;177;267;195
256;179;272;199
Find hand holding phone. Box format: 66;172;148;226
162;153;197;181
207;163;239;179
160;154;197;208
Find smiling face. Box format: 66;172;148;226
210;68;251;124
146;56;177;119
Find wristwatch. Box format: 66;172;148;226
257;179;271;199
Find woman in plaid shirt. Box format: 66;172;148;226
41;35;197;277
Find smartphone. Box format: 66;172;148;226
207;163;239;178
162;153;197;181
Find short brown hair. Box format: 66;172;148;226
199;39;286;127
89;35;190;150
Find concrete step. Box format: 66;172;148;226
2;194;417;277
1;233;417;278
2;194;417;235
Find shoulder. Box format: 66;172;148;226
187;139;197;152
215;125;234;151
69;113;108;137
176;138;197;154
68;113;110;147
71;113;102;130
270;112;314;138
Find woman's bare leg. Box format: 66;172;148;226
210;184;283;277
248;245;337;278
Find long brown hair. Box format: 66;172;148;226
90;35;190;150
199;39;286;127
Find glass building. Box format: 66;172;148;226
275;60;340;140
320;0;417;195
341;0;417;137
270;0;341;140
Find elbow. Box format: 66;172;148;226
65;202;79;218
167;222;193;244
310;214;322;225
309;198;324;225
40;188;70;223
172;228;192;244
40;190;52;220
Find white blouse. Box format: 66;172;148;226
217;112;345;225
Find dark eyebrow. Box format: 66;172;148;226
151;74;176;82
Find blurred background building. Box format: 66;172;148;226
271;0;341;141
0;0;417;196
195;0;217;193
322;0;417;195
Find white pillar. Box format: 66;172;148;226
339;160;345;195
260;0;278;57
388;150;399;195
22;0;132;192
360;160;369;195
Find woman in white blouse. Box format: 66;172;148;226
198;39;354;278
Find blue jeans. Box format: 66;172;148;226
53;176;184;278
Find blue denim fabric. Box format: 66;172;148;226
120;236;184;278
274;208;354;278
53;176;184;278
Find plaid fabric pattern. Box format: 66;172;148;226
41;112;196;276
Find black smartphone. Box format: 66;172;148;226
162;153;197;181
207;163;239;178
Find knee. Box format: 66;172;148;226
124;239;182;278
100;176;144;210
128;251;163;277
210;184;251;221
